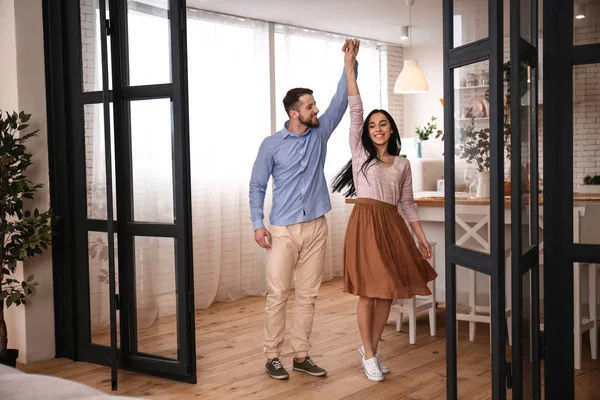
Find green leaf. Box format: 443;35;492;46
21;113;32;123
17;124;29;131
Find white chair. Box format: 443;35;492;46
391;242;437;345
573;208;598;369
538;262;597;369
539;208;597;370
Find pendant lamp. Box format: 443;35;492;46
394;0;429;94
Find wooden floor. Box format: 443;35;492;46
20;278;600;399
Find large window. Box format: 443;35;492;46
86;6;385;332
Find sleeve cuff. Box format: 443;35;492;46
252;219;265;231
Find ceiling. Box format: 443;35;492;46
185;0;599;46
186;0;444;46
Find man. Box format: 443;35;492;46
249;39;359;380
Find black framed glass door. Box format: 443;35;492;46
544;0;600;398
46;0;196;385
509;0;542;398
444;1;544;397
443;0;508;398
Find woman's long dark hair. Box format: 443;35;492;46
331;109;401;197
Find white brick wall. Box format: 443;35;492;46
573;28;600;191
379;45;404;137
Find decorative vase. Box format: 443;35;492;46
415;141;422;158
476;170;490;198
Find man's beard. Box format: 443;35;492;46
299;114;319;128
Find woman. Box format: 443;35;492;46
333;39;437;382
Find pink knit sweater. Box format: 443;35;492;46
349;95;419;223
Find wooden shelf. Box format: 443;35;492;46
455;117;490;121
456;85;489;90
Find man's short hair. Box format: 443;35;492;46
283;88;313;116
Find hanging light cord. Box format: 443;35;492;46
409;3;412;59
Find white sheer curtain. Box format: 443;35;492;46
187;10;272;308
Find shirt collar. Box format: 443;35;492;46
281;120;312;139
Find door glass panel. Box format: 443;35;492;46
127;0;172;86
80;0;112;92
84;104;116;220
573;63;600;245
130;99;175;223
521;268;534;398
520;0;532;42
455;265;493;397
519;63;532;252
89;231;119;348
454;61;491;254
574;0;600;45
134;237;178;359
453;0;488;48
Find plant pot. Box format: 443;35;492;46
414;142;422;158
476;171;490;198
0;349;19;367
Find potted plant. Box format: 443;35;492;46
414;116;442;158
456;115;491;198
1;110;55;367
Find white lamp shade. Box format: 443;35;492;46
394;60;429;94
400;26;409;40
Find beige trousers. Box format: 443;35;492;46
264;216;328;359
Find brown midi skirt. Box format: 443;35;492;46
343;198;438;299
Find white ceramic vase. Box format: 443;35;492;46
476;170;490;198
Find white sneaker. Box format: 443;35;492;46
358;345;389;374
360;354;384;382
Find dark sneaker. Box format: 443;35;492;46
265;358;289;380
292;356;327;377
